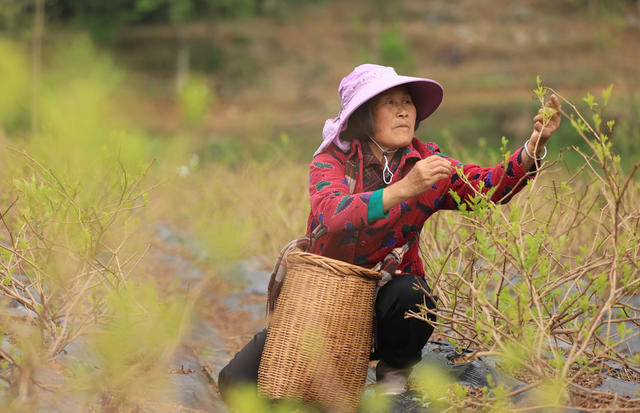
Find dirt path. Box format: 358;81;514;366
141;224;270;412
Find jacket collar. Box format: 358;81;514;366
346;138;424;164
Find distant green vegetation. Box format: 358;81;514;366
1;0;332;42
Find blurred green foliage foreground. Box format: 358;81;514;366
0;33;310;411
0;37;194;411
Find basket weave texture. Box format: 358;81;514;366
258;251;381;412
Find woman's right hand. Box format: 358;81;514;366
383;156;453;212
400;156;454;198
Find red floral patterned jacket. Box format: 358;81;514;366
306;137;535;276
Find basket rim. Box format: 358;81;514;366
285;251;381;280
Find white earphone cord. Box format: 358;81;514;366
369;136;397;185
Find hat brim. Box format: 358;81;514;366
344;75;444;125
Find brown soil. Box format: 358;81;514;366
570;386;640;411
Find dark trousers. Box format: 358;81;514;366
217;274;436;399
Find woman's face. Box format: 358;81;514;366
370;86;416;150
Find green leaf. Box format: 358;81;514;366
533;76;546;101
592;113;602;132
448;188;461;206
550;353;565;370
486;373;495;388
583;92;598;110
542;106;556;122
500;136;509;157
81;227;92;250
453;383;468;399
593;272;609;298
617;322;630;339
569;114;587;134
475;320;483;337
579;295;590;313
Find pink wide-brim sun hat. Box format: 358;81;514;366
315;64;444;157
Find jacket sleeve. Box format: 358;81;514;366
427;144;536;211
309;152;384;233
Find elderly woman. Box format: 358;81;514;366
218;64;561;397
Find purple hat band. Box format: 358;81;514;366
315;64;444;157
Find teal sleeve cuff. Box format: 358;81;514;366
367;189;389;224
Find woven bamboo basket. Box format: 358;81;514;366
258;251;381;412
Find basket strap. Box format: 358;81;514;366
344;160;357;194
376;232;420;287
267;160;357;316
266;224;327;316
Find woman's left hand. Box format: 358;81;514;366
527;94;562;157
